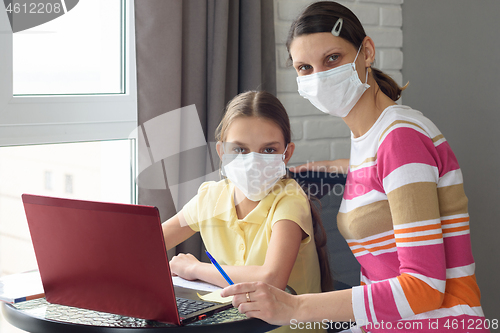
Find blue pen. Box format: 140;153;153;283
205;250;234;285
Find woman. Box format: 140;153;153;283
221;2;488;332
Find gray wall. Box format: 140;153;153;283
402;0;500;319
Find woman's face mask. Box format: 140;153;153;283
220;145;288;202
296;43;370;118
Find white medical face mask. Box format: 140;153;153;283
296;44;370;117
220;147;287;202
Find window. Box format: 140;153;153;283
0;2;137;332
0;140;135;273
65;174;74;194
0;0;138;260
0;0;137;146
13;0;124;95
44;171;53;190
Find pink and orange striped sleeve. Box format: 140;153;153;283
351;121;480;325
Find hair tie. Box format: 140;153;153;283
331;18;343;37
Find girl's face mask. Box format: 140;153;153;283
296;43;370;118
220;146;288;202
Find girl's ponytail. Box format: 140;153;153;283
309;196;334;292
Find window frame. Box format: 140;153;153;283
0;0;137;147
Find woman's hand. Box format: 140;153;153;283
221;281;300;326
288;159;349;174
169;253;200;280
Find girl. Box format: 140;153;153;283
222;2;488;333
162;90;332;333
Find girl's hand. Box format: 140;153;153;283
169;253;200;280
221;281;300;326
288;159;349;174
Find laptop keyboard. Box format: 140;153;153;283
176;297;215;316
13;298;248;328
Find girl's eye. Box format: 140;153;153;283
232;147;246;154
263;148;277;154
298;64;312;72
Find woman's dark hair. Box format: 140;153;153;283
216;90;333;292
286;1;406;101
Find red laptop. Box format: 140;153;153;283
22;194;231;325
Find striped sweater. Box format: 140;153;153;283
337;105;488;332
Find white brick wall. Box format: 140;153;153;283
274;0;404;166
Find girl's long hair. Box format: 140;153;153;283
216;90;334;292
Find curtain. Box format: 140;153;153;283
134;0;276;260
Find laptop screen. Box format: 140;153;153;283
22;194;181;324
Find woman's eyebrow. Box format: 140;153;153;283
322;47;343;57
293;47;343;66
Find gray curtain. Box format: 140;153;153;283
134;0;276;260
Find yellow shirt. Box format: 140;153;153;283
182;178;325;333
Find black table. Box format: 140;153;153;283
2;297;278;333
